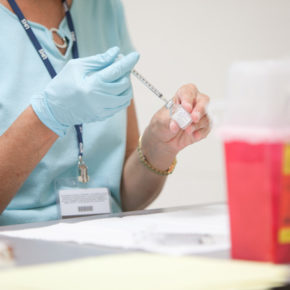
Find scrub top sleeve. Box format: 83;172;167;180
114;0;136;54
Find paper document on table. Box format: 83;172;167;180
0;253;288;290
0;205;230;255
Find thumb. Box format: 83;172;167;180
169;119;181;135
82;46;120;70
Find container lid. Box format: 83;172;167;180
219;58;290;142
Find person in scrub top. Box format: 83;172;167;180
0;0;211;225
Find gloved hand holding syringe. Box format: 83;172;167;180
131;69;193;129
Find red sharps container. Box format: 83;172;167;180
220;60;290;263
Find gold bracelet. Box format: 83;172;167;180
137;136;177;176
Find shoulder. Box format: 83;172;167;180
72;0;124;16
71;0;127;29
71;0;133;55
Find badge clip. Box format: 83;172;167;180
78;156;89;183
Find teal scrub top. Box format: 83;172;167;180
0;0;134;225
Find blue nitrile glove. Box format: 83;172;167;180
31;47;139;136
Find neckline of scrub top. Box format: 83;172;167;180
0;1;75;60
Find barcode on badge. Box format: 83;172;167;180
78;206;93;212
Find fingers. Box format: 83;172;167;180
185;114;211;136
97;76;131;95
175;84;210;124
193;125;211;141
169;85;210;137
82;46;120;69
192;92;210;123
99;52;140;82
169;120;180;134
175;84;198;112
193;114;210;131
103;87;133;108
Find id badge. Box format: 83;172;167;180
55;178;112;219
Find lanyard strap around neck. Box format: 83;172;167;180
7;0;84;159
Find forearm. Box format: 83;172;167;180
0;106;58;213
121;128;176;211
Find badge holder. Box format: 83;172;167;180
55;157;112;219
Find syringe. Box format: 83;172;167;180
131;69;192;129
131;69;168;104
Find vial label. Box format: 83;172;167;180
171;105;192;129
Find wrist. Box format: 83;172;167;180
141;128;177;171
138;135;177;176
31;95;69;137
22;106;59;144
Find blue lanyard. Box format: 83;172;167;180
7;0;84;160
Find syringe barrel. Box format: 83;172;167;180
132;69;164;100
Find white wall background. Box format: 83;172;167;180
122;0;290;209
